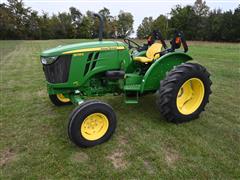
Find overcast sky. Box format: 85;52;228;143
2;0;239;37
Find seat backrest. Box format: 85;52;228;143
146;43;162;60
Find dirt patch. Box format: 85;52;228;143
37;89;46;97
143;160;154;174
0;148;17;167
164;147;180;167
71;151;89;163
107;150;128;170
118;135;128;146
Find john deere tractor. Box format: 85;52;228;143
40;13;212;147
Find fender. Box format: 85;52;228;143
140;52;193;93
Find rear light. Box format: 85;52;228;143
175;37;181;44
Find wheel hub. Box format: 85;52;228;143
176;78;205;115
56;94;70;103
81;113;109;141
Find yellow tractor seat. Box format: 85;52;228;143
133;43;162;63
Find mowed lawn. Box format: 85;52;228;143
0;39;239;179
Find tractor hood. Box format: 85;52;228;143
41;41;126;57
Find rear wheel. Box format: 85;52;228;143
156;62;212;123
49;94;72;106
68;100;117;147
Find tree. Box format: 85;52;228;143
205;9;222;41
233;5;240;41
193;0;209;40
136;17;154;38
116;11;134;38
77;11;95;38
69;7;82;38
58;12;74;38
153;15;168;38
0;3;16;39
193;0;209;16
136;15;169;39
3;0;32;39
169;5;198;40
26;10;41;39
38;12;53;39
0;0;240;41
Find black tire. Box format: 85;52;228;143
68;100;117;147
68;99;101;142
49;94;72;106
156;62;212;123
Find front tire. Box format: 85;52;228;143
68;100;117;147
156;62;212;123
49;94;72;106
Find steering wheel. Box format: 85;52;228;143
123;38;141;51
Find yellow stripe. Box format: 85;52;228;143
63;46;125;54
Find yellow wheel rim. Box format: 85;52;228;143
176;78;205;115
81;113;109;141
56;94;70;103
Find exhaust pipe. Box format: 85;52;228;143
93;13;104;41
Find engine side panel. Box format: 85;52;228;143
46;47;131;92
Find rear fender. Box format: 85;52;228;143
140;52;193;93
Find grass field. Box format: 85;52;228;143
1;39;240;179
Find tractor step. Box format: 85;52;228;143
124;99;138;104
124;91;139;104
124;84;140;104
123;84;141;91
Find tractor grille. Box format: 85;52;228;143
43;55;72;83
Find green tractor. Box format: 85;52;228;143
40;13;212;147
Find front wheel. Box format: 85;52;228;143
156;62;212;123
49;94;72;106
68;100;117;147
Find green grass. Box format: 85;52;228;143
0;39;240;179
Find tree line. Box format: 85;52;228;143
0;0;134;40
137;0;240;42
0;0;239;42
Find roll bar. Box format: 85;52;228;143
153;30;168;49
153;30;188;57
171;30;188;52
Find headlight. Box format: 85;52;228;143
41;56;58;65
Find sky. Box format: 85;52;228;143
2;0;239;37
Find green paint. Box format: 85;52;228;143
41;40;193;103
41;41;127;56
140;52;193;92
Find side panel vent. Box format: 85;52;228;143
91;52;100;70
84;53;94;75
84;52;100;76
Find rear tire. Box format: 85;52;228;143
156;62;212;123
49;94;72;106
68;100;117;147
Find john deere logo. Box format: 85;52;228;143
100;47;117;51
74;53;84;56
